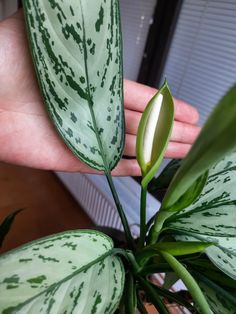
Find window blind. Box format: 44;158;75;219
119;0;157;80
0;0;17;21
161;0;236;124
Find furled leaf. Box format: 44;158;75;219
0;230;124;313
191;270;236;314
0;209;23;248
176;233;236;281
136;80;174;187
136;242;212;266
165;151;236;279
161;85;236;211
166;170;208;213
23;0;124;171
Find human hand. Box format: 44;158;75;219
0;10;200;176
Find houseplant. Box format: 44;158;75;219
0;0;236;313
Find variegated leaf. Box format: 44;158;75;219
161;85;236;211
175;233;236;280
0;230;124;313
191;271;236;314
166;151;236;237
166;151;236;279
23;0;124;171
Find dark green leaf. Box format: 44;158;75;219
0;209;23;248
147;283;198;313
191;270;236;314
148;159;182;202
163;272;179;290
138;276;170;314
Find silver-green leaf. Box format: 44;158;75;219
0;230;124;313
166;151;236;279
161;85;236;211
23;0;124;171
166;152;236;237
176;233;236;280
191;271;236;314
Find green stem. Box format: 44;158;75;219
126;251;142;274
126;273;137;314
137;292;148;314
161;251;211;314
138;185;148;249
81;7;134;250
105;172;135;249
149;211;172;244
138;276;170;314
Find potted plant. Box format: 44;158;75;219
0;1;235;313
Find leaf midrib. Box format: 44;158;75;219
81;3;110;173
6;249;113;312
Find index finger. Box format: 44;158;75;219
124;79;199;125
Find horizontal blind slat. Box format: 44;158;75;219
161;0;236;125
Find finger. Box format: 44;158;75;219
125;108;201;145
125;109;141;135
124;134;136;156
111;159;141;176
165;142;191;159
124;132;194;159
124;79;199;125
171;121;201;144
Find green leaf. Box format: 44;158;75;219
175;233;236;280
0;230;124;313
187;257;236;290
163;272;179;290
161;85;236;210
161;251;211;314
23;0;124;171
148;159;182;202
0;209;23;248
136;242;212;266
124;273;137;314
191;270;236;314
166;170;208;213
165;151;236;279
137;276;170;314
146;283;197;313
136;80;174;188
166;151;236;237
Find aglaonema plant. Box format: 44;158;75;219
0;1;236;313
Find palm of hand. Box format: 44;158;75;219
0;10;200;176
0;11;133;174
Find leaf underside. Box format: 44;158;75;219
0;230;124;313
23;0;124;171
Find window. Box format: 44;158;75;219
160;0;236;124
